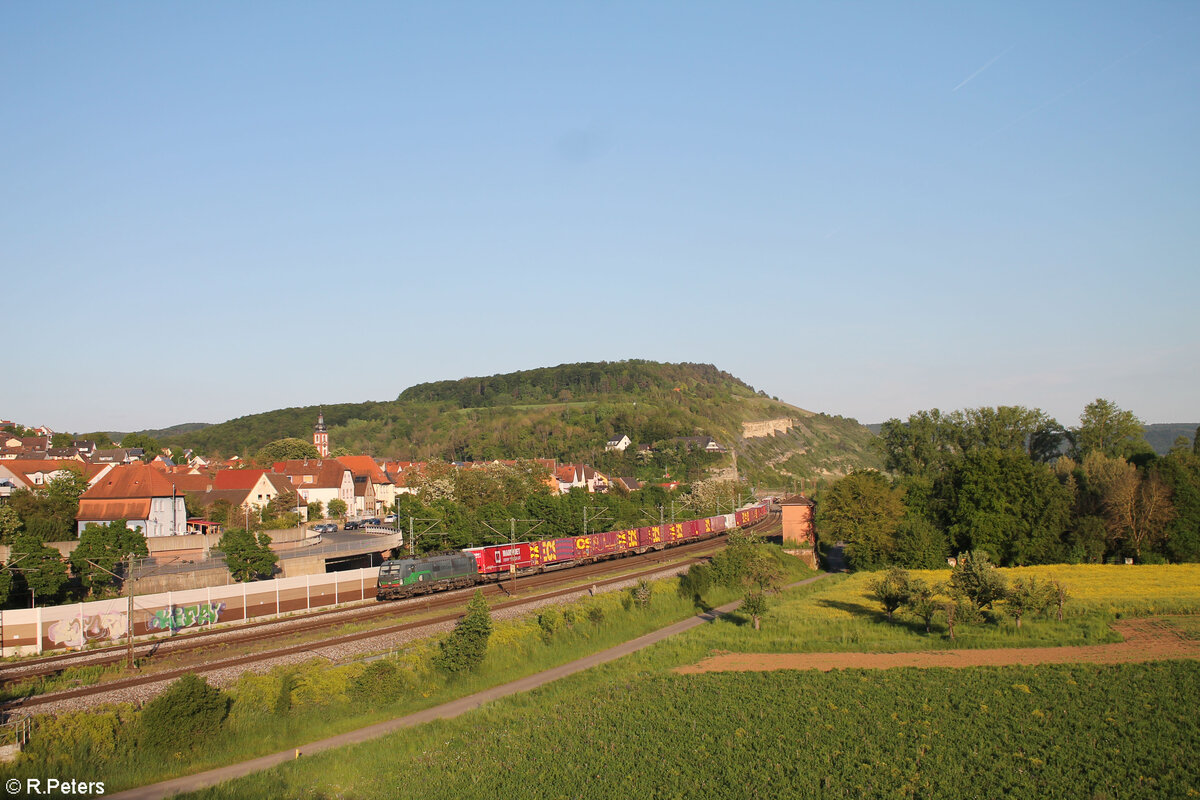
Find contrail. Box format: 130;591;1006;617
979;34;1159;143
954;48;1011;92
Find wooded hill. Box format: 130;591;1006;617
161;361;881;488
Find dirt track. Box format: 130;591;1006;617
676;617;1200;673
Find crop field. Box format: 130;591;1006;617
188;662;1200;800
177;563;1200;800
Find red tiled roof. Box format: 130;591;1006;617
81;463;182;500
77;498;153;522
337;456;391;485
167;473;213;493
213;469;267;491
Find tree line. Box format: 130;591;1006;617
819;399;1199;569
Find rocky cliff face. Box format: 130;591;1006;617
742;418;801;438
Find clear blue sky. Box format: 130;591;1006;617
3;2;1197;433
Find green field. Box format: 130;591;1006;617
188;662;1199;800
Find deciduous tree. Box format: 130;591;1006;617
255;438;319;464
818;471;905;570
219;529;278;581
868;567;914;620
11;533;70;604
70;520;148;596
949;551;1007;613
1071;399;1149;459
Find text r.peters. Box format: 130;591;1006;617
7;778;106;796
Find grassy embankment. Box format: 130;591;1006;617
182;563;1200;800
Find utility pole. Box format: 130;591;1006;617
482;518;543;595
81;553;138;669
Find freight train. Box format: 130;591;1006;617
376;502;770;601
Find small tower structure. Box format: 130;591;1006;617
313;411;329;458
778;494;817;569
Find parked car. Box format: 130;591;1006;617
365;517;382;526
383;514;396;524
343;520;362;531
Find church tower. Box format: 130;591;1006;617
313;411;329;458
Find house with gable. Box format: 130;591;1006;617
0;459;113;492
272;459;355;515
338;456;395;515
605;434;632;452
76;463;188;537
555;463;610;494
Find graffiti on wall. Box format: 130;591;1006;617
149;602;225;632
48;613;129;649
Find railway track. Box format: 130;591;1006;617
0;537;727;711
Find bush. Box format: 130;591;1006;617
139;674;229;752
434;590;493;674
538;608;562;642
631;579;653;608
349;660;405;703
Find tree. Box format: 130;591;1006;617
434;590;493;674
306;500;324;521
255;438;319;464
70;520;149;596
1071;399;1149;459
0;567;11;607
0;505;22;543
742;591;768;631
1083;452;1176;558
1158;450;1200;562
219;529;278;581
874;410;960;478
120;432;163;461
11;534;70;604
818;471;906;570
1050;579;1070;621
903;578;941;633
949;551;1007;613
51;432;73;448
138;674;229;752
868;567;914;620
943;449;1071;565
1004;577;1053;628
327;498;348;519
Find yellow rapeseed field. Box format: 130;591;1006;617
806;564;1200;622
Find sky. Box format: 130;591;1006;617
2;2;1197;433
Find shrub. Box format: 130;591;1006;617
631;579;653;608
538;608;561;642
349;659;405;703
274;671;297;715
139;674;229;752
434;590;493;674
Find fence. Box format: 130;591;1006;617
0;566;384;657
